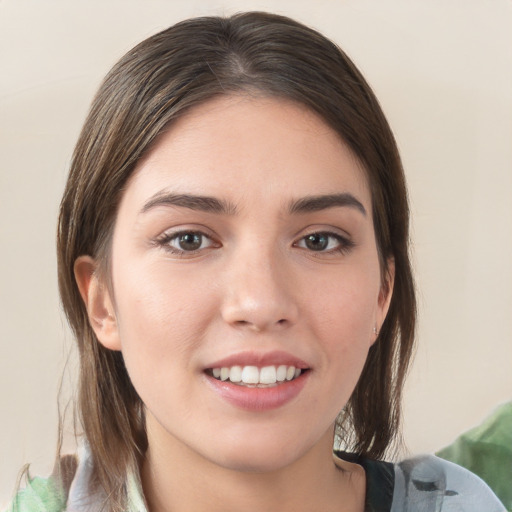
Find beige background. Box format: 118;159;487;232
1;0;511;504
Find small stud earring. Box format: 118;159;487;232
373;326;378;335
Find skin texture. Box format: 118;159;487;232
75;95;394;512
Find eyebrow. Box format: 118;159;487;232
288;193;367;216
141;192;238;215
140;191;366;217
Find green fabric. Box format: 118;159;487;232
437;401;512;511
4;476;65;512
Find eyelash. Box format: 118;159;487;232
154;230;354;256
293;231;355;255
155;230;219;256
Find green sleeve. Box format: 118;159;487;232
437;402;512;511
4;476;66;512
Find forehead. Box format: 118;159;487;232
124;95;371;212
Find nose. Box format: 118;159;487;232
220;247;299;332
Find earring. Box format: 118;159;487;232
373;326;378;335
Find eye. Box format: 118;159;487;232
295;231;354;254
173;232;207;251
156;230;218;255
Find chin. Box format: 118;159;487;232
211;447;301;474
202;429;320;474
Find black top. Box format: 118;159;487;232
334;451;394;512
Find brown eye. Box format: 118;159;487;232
304;233;329;251
295;231;354;255
159;230;217;254
177;233;203;251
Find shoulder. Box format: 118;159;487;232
438;402;512;460
5;447;146;512
4;455;77;512
391;454;506;511
3;476;66;512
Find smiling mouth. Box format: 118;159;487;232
206;365;308;387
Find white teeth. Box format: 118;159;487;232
241;366;259;384
210;365;304;385
276;365;287;382
260;366;277;384
229;366;242;383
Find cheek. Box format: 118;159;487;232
307;267;380;339
303;264;381;396
112;260;216;360
110;262;215;413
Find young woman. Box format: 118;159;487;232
8;11;505;512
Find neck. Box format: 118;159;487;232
141;418;365;512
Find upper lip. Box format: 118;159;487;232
205;350;310;370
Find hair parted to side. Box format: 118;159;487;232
57;11;416;510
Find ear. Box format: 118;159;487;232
74;255;121;351
375;257;395;335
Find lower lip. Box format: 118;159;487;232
205;372;309;411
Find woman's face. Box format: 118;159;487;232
81;95;392;472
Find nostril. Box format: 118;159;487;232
231;318;289;331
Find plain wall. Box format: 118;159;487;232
1;0;511;504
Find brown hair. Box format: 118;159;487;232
57;11;416;510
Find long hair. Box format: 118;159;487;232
57;11;416;510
